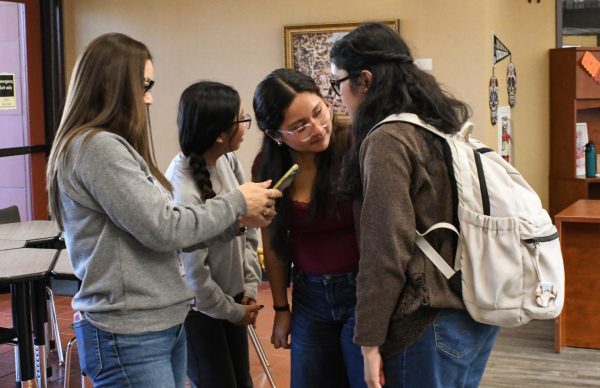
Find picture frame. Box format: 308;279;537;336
284;20;400;117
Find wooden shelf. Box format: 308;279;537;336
549;48;600;217
574;176;600;182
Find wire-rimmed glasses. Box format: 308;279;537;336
278;103;331;142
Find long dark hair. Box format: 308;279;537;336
253;68;349;259
330;22;470;197
178;81;240;200
47;33;167;229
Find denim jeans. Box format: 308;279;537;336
383;308;499;388
184;310;252;388
74;318;187;388
291;271;366;388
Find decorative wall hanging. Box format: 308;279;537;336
507;61;517;107
489;69;499;125
493;35;511;65
490;35;516;124
284;20;400;119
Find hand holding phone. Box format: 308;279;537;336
273;164;300;191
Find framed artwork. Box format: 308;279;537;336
284;20;400;116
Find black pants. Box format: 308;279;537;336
184;310;253;388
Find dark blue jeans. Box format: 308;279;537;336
383;309;499;388
291;271;366;388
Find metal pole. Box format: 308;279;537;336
247;325;276;388
31;281;48;387
11;282;35;385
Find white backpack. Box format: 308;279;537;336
372;113;565;328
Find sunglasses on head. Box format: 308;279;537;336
144;77;155;94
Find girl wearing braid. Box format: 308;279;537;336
166;81;262;388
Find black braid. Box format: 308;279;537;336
188;152;216;200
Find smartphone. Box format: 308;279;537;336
272;164;300;191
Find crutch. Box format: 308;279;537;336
248;325;276;388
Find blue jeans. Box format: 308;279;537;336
291;271;366;388
74;318;187;388
383;309;499;388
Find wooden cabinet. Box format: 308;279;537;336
554;200;600;352
549;48;600;217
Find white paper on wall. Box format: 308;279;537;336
497;106;511;164
575;122;589;176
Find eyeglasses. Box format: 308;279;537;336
144;77;155;94
233;113;252;130
278;103;331;142
329;75;352;97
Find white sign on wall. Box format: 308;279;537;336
0;73;17;110
497;105;511;164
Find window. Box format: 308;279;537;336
557;0;600;47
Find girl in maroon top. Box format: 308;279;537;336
252;68;365;388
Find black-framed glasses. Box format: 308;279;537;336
233;113;252;130
144;77;155;94
329;75;352;97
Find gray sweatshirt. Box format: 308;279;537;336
166;153;261;324
59;131;246;334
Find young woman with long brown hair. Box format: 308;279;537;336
46;33;280;387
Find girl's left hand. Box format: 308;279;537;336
362;346;384;388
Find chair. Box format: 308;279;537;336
0;206;20;295
52;250;87;388
0;206;21;381
63;334;86;388
0;204;20;320
0;205;20;223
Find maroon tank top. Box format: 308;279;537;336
289;200;359;275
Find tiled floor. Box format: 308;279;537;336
0;282;291;387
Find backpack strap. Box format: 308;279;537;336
415;223;459;279
370;114;471;274
368;113;447;138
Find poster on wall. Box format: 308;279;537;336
497;106;511;163
284;20;400;121
0;73;16;110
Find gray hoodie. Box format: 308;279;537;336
59;131;246;334
166;153;261;324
